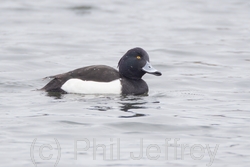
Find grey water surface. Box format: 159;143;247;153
0;0;250;167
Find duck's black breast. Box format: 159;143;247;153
120;78;148;95
42;65;120;92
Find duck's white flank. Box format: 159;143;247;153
61;79;121;94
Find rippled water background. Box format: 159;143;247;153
1;0;250;167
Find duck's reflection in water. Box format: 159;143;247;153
45;93;148;118
119;96;148;118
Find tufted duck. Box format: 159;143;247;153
41;47;161;95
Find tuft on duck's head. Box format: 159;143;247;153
118;47;162;80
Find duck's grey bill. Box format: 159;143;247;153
142;61;162;76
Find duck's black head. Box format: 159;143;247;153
118;47;162;80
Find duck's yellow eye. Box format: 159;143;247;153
136;56;141;60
